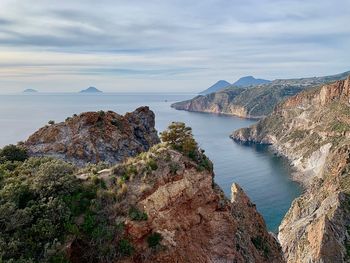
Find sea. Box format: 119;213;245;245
0;92;301;232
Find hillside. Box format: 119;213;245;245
172;71;350;118
24;107;160;166
199;80;231;95
233;76;271;87
0;121;283;262
232;77;350;262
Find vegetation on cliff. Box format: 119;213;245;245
0;121;283;262
232;76;350;262
172;70;350;118
24;107;160;166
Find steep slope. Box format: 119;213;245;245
172;71;350;118
233;76;271;87
232;77;350;262
24;107;160;166
199;80;231;95
71;144;283;262
0;143;284;262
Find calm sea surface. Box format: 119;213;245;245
0;93;301;231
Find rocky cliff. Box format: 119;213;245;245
232;76;350;262
69;144;284;262
172;71;350;119
24;106;160;166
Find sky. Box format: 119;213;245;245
0;0;349;93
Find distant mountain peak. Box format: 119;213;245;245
199;80;231;95
23;88;38;93
79;87;103;93
233;76;271;87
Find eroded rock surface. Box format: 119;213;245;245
232;76;350;263
108;146;284;263
172;71;350;119
24;106;160;166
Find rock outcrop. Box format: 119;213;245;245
172;71;350;119
232;76;350;262
24;107;160;166
83;145;284;263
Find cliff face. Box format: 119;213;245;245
24;106;160;166
172;71;350;119
171;88;253;118
73;145;283;262
232;77;350;262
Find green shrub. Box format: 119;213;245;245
118;239;134;256
48;120;55;125
128;206;148;221
0;144;28;163
147;232;162;248
147;158;158;171
169;162;180;175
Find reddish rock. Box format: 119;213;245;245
24;107;160;166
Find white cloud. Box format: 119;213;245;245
0;0;349;92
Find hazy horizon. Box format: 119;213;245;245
0;0;349;93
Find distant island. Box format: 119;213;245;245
23;89;38;93
79;87;103;93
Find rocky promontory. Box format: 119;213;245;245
172;70;350;119
69;143;284;262
1;115;285;262
24;107;160;166
232;76;350;262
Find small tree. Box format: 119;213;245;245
48;120;55;125
0;144;28;162
160;122;198;158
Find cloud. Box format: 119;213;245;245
0;0;349;92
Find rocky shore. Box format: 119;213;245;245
232;76;350;262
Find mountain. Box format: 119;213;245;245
232;76;350;262
24;107;160;166
22;88;38;93
199;80;231;94
1;117;284;262
79;86;102;93
172;70;350;118
233;76;271;87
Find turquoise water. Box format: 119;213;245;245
0;93;301;231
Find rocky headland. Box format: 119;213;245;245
0;108;285;262
97;145;284;263
172;70;350;119
232;76;350;262
24;106;160;166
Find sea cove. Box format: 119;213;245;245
0;92;301;231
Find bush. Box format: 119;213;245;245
48;120;55;125
0;158;82;262
118;239;134;256
128;206;148;221
147;158;158;171
147;232;162;248
0;144;28;162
